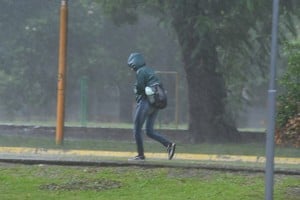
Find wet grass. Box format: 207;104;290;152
0;163;299;200
0;121;268;131
0;121;188;130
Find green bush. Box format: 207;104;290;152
277;41;300;127
276;40;300;147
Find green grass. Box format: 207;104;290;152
0;121;189;130
0;163;299;200
0;120;268;131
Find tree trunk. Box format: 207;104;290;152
172;9;240;142
185;55;239;143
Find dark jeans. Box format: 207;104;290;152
133;98;171;156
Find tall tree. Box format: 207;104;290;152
0;0;181;122
0;0;59;119
99;0;299;142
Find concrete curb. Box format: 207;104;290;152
0;147;299;175
0;147;299;165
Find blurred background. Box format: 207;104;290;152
0;0;274;129
0;0;299;169
0;0;188;127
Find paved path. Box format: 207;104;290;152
0;147;299;165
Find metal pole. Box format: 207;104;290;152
56;0;68;145
265;0;279;199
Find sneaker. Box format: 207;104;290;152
167;143;176;160
128;155;145;161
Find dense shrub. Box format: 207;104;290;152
275;41;300;148
276;115;300;147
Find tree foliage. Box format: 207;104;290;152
277;41;300;127
276;40;300;148
0;0;299;145
0;1;181;122
98;0;300;142
0;0;59;119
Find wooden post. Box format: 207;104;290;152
56;0;68;145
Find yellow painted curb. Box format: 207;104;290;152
0;147;299;165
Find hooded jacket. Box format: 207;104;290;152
127;53;160;102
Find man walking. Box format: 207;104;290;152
127;52;176;161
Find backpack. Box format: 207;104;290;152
145;83;167;109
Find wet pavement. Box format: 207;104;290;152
0;147;299;175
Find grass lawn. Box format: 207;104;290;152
0;162;299;200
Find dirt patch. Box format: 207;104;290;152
286;186;300;198
39;179;122;191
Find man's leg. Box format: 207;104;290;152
146;108;176;160
145;109;171;147
133;99;148;157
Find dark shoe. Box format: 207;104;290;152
128;155;145;161
167;143;176;160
